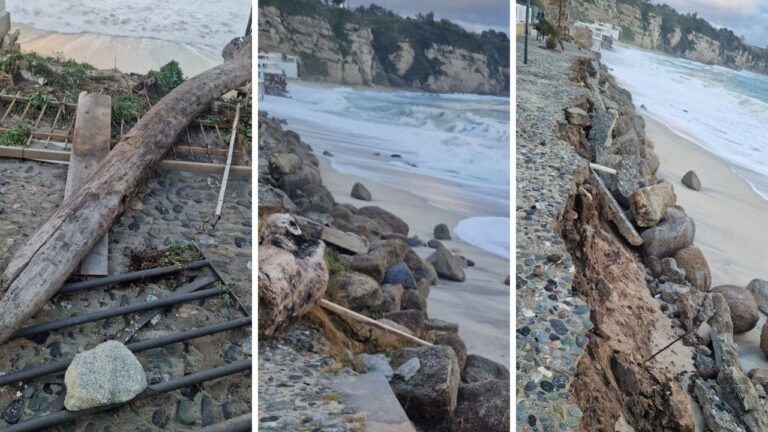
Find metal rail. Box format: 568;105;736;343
58;260;210;294
0;360;252;432
0;317;251;386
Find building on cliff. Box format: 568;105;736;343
258;52;299;80
0;0;10;46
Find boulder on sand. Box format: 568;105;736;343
433;223;451;240
450;379;510;432
357;206;409;236
351;182;372;201
681;170;701;191
64;341;147;411
747;279;768;315
711;285;759;334
762;322;768;360
630;181;676;227
673;246;711;291
641;207;695;258
426;247;465;282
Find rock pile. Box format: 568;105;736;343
559;52;768;431
258;112;506;431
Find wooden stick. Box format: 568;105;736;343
590;163;617;175
212;103;241;227
318;299;432;347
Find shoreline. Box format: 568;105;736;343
644;115;768;373
12;23;223;76
316;144;511;365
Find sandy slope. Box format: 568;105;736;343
646;115;768;372
317;157;511;365
12;23;222;76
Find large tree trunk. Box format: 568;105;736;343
0;37;251;347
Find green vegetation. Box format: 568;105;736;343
620;25;635;42
112;94;148;129
149;60;185;96
239;122;252;153
0;124;29;146
24;92;55;110
300;52;329;77
324;249;348;277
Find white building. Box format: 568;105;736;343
257;52;299;79
0;0;10;44
574;21;620;47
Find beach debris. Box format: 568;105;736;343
259;213;328;337
673;246;712;291
65;92;112;276
682;170;702;191
711;285;759;334
426;247;465;282
389;346;460;428
212;101;243;228
746;279;768;315
589;162;617;175
64;341;147;411
630;181;676;227
0;36;252;345
433;223;452;240
640;207;695;257
351;182;372;201
320;299;431;347
591;170;643;246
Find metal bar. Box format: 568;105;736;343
200;414;252;432
11;287;225;340
58;260;210;294
193;243;250;318
1;360;251;432
0;318;251;387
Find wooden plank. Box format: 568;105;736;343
64;92;112;276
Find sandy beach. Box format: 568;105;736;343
646;115;768;372
12;23;223;76
315;156;511;365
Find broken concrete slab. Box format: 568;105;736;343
591;170;643;246
332;372;417;432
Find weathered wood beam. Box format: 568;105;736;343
0;36;252;346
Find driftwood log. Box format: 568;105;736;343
0;36;252;346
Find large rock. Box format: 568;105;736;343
383;262;417;290
389;346;460;427
747;279;768;315
711;285;759;334
258;184;297;212
640;207;695;258
426;247;465;282
351;182;372;201
430;331;467;370
268;152;302;178
630;181;676;227
433;223;451;240
380;284;404;313
762;322;768;360
326;272;382;312
748;368;768;393
64;341;148;411
674;246;711;291
611;154;652;206
382;310;426;335
461;354;510;383
401;289;426;311
343;238;409;282
404;249;437;286
682;170;701;191
450;379;510;432
565;107;591;126
278;165;323;199
357;206;409;236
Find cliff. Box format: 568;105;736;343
258;0;510;96
571;0;768;74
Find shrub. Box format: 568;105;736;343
150;60;185;96
112;94;148;127
0;124;29;146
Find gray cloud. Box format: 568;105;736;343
353;0;510;33
656;0;768;47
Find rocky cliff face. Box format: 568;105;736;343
258;4;509;95
572;0;768;74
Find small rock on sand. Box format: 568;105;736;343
64;341;147;411
351;182;372;201
433;223;451;240
711;285;759;334
681;170;701;191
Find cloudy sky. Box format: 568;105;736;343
354;0;510;34
657;0;768;47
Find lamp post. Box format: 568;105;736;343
524;0;530;64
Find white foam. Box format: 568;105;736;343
600;44;768;200
454;217;510;259
7;0;251;49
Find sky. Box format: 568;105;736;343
353;0;510;34
657;0;768;47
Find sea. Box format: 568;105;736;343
600;44;768;201
260;83;511;260
5;0;252;49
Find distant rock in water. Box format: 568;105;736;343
681;170;701;191
433;223;451;240
351;182;372;201
323;150;334;157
